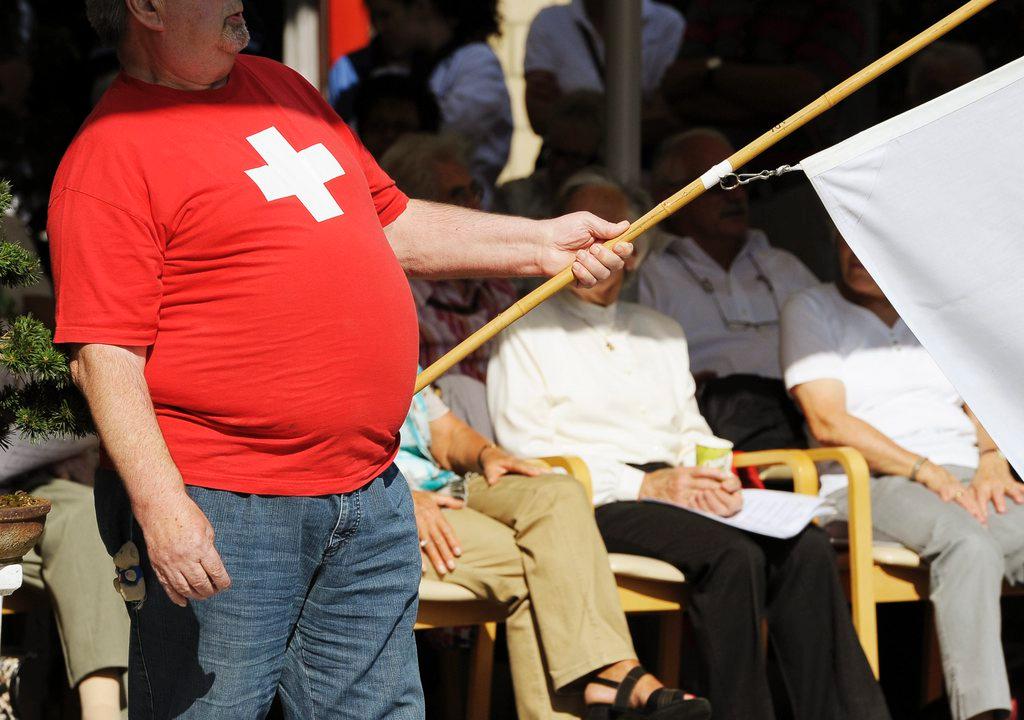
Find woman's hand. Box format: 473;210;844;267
916;460;987;524
479;446;546;486
970;453;1024;520
412;490;463;576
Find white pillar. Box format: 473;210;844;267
604;0;642;186
284;0;323;89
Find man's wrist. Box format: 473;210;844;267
529;218;551;277
127;478;189;519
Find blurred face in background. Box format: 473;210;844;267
656;135;748;245
543;119;602;194
433;159;482;210
837;237;886;302
359;97;422;159
366;0;432;60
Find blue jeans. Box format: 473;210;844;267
95;465;424;719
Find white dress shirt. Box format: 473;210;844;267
781;284;979;496
524;0;685;99
430;42;513;191
487;293;717;507
637;229;817;379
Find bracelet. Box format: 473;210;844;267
909;456;928;482
476;443;497;471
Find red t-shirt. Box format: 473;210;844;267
48;55;418;495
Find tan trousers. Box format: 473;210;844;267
422;473;635;720
19;477;130;687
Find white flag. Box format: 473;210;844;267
802;56;1024;474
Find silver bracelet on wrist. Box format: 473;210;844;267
909;456;928;482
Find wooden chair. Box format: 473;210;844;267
413;450;820;718
412;455;594;720
803;446;1024;689
557;449;819;686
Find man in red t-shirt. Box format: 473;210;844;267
57;2;633;717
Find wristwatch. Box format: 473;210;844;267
703;56;723;91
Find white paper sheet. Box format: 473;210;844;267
645;489;836;539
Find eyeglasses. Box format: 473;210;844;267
673;252;781;332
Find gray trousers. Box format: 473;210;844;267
833;466;1024;720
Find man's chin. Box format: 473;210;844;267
221;22;251;54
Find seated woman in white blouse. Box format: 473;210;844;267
487;170;889;720
782;237;1024;720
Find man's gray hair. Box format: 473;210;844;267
555;167;660;274
379;133;472;203
650;128;733;191
85;0;128;47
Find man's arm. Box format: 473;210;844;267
792;378;986;521
70;343;230;606
384;199;631;284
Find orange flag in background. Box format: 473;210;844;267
328;0;371;62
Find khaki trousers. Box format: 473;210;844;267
422;474;634;720
19;476;130;687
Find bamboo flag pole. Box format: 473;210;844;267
416;0;997;393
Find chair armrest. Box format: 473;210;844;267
801;447;873;538
803;447;878;670
537;456;593;502
733;449;819;496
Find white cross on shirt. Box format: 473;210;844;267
244;126;346;222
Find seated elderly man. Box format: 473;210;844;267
782;237;1024;720
637;129;817;449
488;170;889;720
397;379;711;720
2;432;127;720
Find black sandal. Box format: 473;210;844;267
584;666;713;720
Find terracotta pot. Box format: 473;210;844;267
0;498;51;563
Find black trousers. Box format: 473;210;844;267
595;501;890;720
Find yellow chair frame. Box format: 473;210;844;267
803;446;1024;689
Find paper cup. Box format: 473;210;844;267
696;437;734;471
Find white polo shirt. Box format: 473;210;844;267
781;284;979;495
524;0;685;99
638;230;817;379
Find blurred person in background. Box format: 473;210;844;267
638;130;816;451
489;169;889;720
381;133;518;437
782;236;1024;720
350;72;440;160
905;41;986;107
398;382;712;720
523;0;684;146
330;0;512;197
659;0;866;279
496;90;604;221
